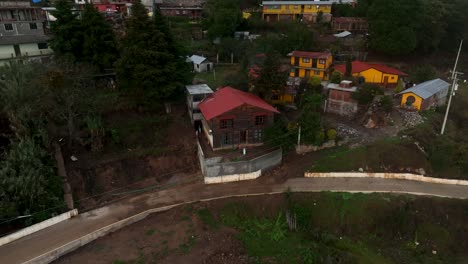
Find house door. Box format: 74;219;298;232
305;69;310;78
207;63;211;71
312;59;318;68
294;57;299;66
383;76;389;87
13;45;21;57
240;130;247;144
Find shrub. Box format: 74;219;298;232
351;84;383;105
330;71;342;84
327;129;337;141
379;95;394;113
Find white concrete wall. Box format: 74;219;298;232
19;43;52;57
204;170;262;184
305;172;468;186
0;45;15;59
0;209;78;247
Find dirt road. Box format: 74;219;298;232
1;177;468;264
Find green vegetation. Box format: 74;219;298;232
311;139;431;173
409;64;437;84
352;83;384;105
197;208;219;229
251;50;288;102
213;192;468;263
195;64;240;88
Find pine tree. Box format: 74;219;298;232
116;1;178;105
345;57;352;78
49;0;84;60
252;51;288;102
81;3;118;71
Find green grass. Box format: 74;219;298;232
197;208;219;229
194;64;240;89
311;138;431;173
145;229;156;236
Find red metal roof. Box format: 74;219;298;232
334;61;408;76
198;87;279;121
289;50;331;59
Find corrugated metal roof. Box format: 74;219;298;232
333;31;352;38
189;55;208;65
398;78;450;99
186;84;213;95
198;87;279;121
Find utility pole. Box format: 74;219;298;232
440;40;464;135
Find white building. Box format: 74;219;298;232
188;55;213;73
186;84;214;127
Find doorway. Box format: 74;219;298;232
13;45;21;57
240;130;247;144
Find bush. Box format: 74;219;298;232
410;65;436;84
327;129;337;141
378;95;394;113
351;84;383;105
330;71;342;84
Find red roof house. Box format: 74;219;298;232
334;61;407;87
198;87;279;150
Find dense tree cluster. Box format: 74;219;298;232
333;0;468;55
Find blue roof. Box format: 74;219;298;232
399;78;450;99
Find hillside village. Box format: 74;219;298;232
0;0;468;263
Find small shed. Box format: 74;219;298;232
398;78;450;111
189;55;213;73
326;80;358;116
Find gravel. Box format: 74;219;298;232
336;124;360;138
399;110;424;128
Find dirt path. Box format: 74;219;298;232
1;176;468;264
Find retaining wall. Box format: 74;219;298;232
305;172;468;186
198;141;282;183
0;209;78;247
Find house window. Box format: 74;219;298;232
391;76;395;79
183;10;187;14
255;115;266;125
192;109;201;114
271;94;280;100
4;24;13;31
38;43;48;49
319;59;325;64
314;70;320;75
176;10;180;14
220;119;233;129
307;5;312;9
294;5;299;9
302;58;310;63
29;23;37;30
253;130;263;142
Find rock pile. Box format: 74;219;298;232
399;110;424;128
336;124;360;138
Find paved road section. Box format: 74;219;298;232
1;177;468;264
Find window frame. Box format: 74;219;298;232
220;118;234;129
302;58;310;63
255;115;266;126
37;43;48;50
4;23;13;31
29;23;38;30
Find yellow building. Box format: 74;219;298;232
397;78;449;111
334;61;407;88
262;1;332;23
288;51;333;81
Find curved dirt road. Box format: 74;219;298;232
1;177;468;264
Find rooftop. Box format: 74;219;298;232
398;78;450;99
334;61;408;76
189;55;208;65
288;50;331;59
198;87;279;121
186;84;213;95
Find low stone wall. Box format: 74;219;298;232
305;172;468;186
198;141;282;183
296;139;347;154
0;209;78;247
204;170;262;184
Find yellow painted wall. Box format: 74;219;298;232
400;92;423;111
290;55;332;69
354;68;399;84
263;4;331;14
289;68;325;79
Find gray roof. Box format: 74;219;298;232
0;35;49;45
262;1;334;5
334;31;352;38
189;55;208;65
186;84;214;95
398;78;450;99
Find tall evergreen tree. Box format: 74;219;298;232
252;51;288;102
116;1;179;105
81;3;118;71
49;0;84;60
